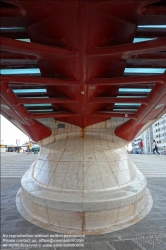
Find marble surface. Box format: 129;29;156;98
16;119;152;234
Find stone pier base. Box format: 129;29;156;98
16;121;153;234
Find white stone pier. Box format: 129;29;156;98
16;119;152;234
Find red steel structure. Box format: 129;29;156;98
0;0;166;142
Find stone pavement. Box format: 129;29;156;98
1;153;37;178
1;153;166;250
1;153;166;178
129;154;166;177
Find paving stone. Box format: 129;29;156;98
98;232;119;238
4;227;30;235
138;242;166;250
160;213;166;218
27;225;53;235
147;189;166;195
162;237;166;244
109;240;143;250
4;215;25;222
85;232;119;240
1;221;17;235
144;213;164;220
14;220;35;228
155;202;166;208
129;220;153;229
148;207;164;214
160;227;166;232
6;202;17;206
157;207;166;213
1;220;17;229
1;204;10;208
151;192;166;196
85;236;119;242
119;234;140;240
115;229;136;239
131;227;165;236
155;199;166;203
84;241;114;250
146;219;166;227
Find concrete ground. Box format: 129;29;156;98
1;153;166;250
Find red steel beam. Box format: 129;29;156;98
88;0;158;7
0;52;37;60
127;59;166;68
86;38;166;58
115;82;166;141
0;31;28;39
0;53;38;68
0;75;78;86
89;113;136;119
0;60;38;69
116;93;147;97
0;64;38;69
0;7;24;17
136;28;166;38
135;84;166;122
130;53;166;60
18;98;78;104
29;112;135;119
1;83;25;110
0;37;77;59
140;6;166;15
0;83;52;141
29;113;79;119
86;73;165;86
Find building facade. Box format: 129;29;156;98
153;114;166;152
132;114;166;154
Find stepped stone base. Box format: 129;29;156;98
16;120;153;234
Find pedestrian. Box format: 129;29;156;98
152;140;160;155
139;139;144;154
26;141;33;155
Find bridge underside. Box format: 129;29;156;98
0;0;165;235
0;0;166;142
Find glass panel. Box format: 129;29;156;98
124;68;165;74
16;39;31;42
0;69;41;74
113;109;137;111
118;88;151;93
117;95;146;98
0;27;26;30
13;89;47;93
138;25;166;28
24;104;51;107
22;96;49;98
114;104;141;106
133;38;156;43
28;109;53;112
